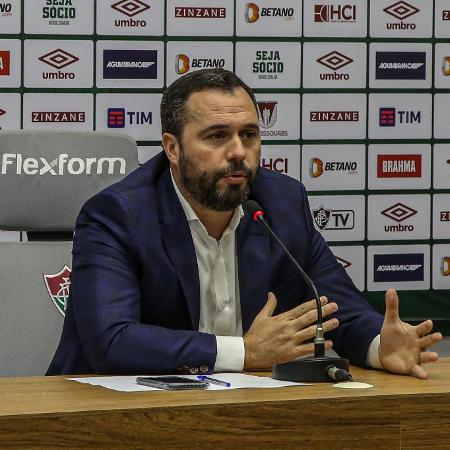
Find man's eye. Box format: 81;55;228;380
243;131;259;139
209;132;225;140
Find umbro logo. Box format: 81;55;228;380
38;49;79;70
381;203;417;222
316;51;353;71
383;1;419;21
112;0;150;17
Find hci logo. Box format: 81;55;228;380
314;4;356;22
103;50;157;79
107;107;152;128
374;253;424;282
376;51;426;80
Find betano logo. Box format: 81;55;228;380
245;3;259;22
175;54;225;74
310;158;323;177
245;3;294;22
0;154;126;176
441;257;450;276
309;158;357;177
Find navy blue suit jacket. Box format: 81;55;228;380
47;152;383;375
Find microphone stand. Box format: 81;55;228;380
248;203;350;382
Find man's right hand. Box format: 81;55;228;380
243;292;339;370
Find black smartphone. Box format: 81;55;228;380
136;376;209;390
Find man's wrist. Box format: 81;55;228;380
214;336;245;372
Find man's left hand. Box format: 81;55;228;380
379;289;443;379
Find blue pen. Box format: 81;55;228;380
197;375;231;387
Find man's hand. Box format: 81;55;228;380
243;292;339;370
379;289;443;379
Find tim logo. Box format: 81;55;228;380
314;4;356;22
379;108;421;127
245;2;259;23
43;265;72;317
374;253;424;282
257;101;277;128
313;206;354;230
107;107;152;128
0;51;10;76
442;257;450;277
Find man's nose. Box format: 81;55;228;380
226;135;246;160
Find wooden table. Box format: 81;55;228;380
1;359;450;449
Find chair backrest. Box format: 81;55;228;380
0;130;139;376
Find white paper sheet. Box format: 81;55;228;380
67;373;309;392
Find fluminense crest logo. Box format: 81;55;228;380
310;158;324;177
313;206;355;230
313;206;332;230
112;0;150;17
383;1;419;21
43;265;72;317
442;257;450;276
245;2;259;22
257;101;277;128
39;49;79;70
317;51;353;71
176;54;190;74
381;202;417;222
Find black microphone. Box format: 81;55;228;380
243;199;350;382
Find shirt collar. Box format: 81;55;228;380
170;169;244;234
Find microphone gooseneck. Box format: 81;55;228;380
243;199;350;382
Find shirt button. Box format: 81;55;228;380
219;301;226;311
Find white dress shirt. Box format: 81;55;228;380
170;172;381;371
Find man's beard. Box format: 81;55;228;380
178;146;258;211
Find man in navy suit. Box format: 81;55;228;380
48;69;441;377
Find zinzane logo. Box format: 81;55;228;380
43;265;72;317
0;154;126;175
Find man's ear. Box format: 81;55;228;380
162;133;180;165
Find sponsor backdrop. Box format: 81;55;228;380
0;0;449;328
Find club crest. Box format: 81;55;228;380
312;206;332;230
43;265;72;317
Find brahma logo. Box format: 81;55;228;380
112;0;150;27
374;253;424;282
314;4;356;22
245;3;259;22
39;49;79;80
174;7;226;18
441;257;450;276
377;154;422;178
316;51;353;81
43;265;72;317
310;158;357;177
313;206;354;230
0;154;126;175
175;54;190;74
0;50;11;76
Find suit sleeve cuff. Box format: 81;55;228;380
367;334;383;369
214;336;245;372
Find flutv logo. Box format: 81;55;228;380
0;154;126;175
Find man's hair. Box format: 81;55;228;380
160;68;258;139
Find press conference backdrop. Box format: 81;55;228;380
0;0;449;329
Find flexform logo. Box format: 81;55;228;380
379;108;421;127
377;154;422;178
313;206;355;230
260;157;288;174
310;111;359;122
174;7;226;18
0;2;12;17
381;202;417;232
107;107;152;128
31;111;85;123
175;54;225;75
376;52;426;80
317;51;353;81
309;158;357;178
103;50;157;79
383;1;419;30
0;50;10;76
112;0;150;28
42;0;76;25
442;257;450;276
253;50;284;80
314;4;356;23
374;253;424;282
245;3;294;22
39;49;79;80
0;153;126;176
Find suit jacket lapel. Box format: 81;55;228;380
158;170;200;330
237;212;271;333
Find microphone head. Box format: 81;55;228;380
243;199;264;222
